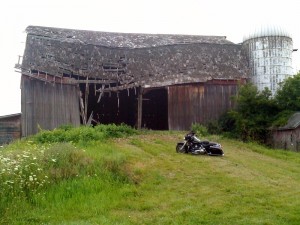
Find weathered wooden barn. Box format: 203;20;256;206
271;112;300;151
16;26;249;136
0;113;21;145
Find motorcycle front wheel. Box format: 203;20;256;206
176;143;186;153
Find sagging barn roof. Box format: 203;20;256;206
19;26;249;92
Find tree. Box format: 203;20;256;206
220;73;300;143
226;84;278;142
275;73;300;111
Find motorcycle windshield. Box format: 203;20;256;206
193;136;201;142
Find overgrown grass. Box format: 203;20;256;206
33;123;137;143
1;126;300;224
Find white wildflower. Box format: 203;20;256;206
29;176;33;182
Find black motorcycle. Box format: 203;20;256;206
176;131;224;156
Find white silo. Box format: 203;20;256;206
242;25;294;95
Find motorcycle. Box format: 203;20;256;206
176;131;224;156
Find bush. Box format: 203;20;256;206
33;124;137;144
94;123;138;138
206;120;222;135
191;123;208;136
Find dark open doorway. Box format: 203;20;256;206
142;88;168;130
80;85;168;130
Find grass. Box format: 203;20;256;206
1;126;300;224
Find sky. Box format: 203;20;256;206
0;0;299;116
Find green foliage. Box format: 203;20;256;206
275;73;300;111
94;123;138;138
206;120;222;135
1;132;300;224
272;110;295;127
191;123;208;136
225;84;278;142
0;143;96;208
0;139;132;220
218;73;300;143
33;123;137;144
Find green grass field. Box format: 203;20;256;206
1;128;300;224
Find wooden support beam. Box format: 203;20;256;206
79;91;86;124
84;76;89;125
74;79;117;84
96;82;137;93
137;86;143;130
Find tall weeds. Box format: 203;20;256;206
33;123;137;143
0;124;138;218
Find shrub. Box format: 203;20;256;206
206;120;222;135
191;123;208;136
33;124;137;144
94;123;138;138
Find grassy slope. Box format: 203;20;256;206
1;131;300;225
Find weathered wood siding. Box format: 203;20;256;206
0;114;21;145
21;76;80;136
168;80;241;130
271;127;300;151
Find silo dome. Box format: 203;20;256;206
243;24;292;42
242;24;294;95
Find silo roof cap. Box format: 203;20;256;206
243;24;292;42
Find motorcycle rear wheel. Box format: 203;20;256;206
176;143;186;153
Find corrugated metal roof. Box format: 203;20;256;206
279;112;300;130
0;113;21;120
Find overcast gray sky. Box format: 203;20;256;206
0;0;299;116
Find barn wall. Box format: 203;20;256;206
21;76;80;136
168;80;241;130
0;114;21;145
271;127;300;151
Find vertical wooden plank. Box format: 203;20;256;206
137;86;143;129
21;75;81;136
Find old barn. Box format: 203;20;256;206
16;26;249;136
271;112;300;151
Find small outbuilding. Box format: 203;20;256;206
0;113;21;145
271;112;300;151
